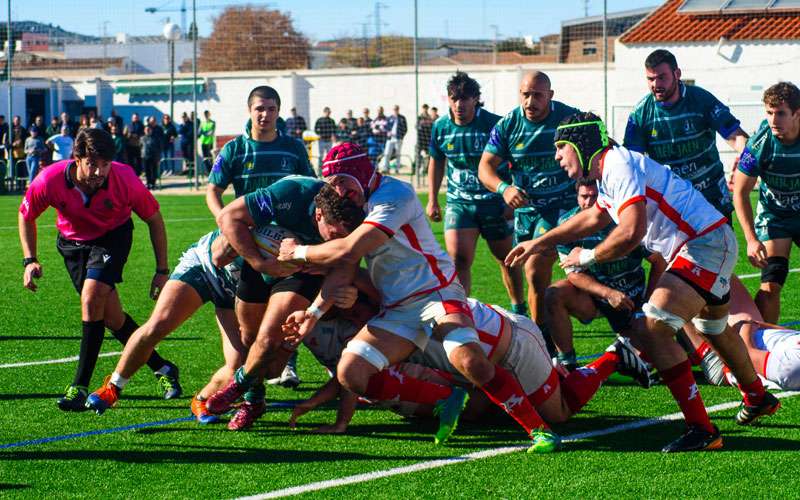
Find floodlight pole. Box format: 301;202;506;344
192;0;198;191
603;0;608;122
413;0;419;128
169;39;175;119
6;0;12;160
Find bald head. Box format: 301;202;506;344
520;71;551;91
519;71;554;122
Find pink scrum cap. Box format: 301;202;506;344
321;142;376;194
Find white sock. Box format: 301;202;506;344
110;372;129;389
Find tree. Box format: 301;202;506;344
330;36;414;68
198;6;309;71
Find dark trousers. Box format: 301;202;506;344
144;156;159;188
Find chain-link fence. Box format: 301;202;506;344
0;0;797;190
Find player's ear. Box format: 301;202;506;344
675;67;682;81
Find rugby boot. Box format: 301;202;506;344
433;387;469;445
155;362;182;400
57;385;89;412
206;378;246;414
735;391;781;426
227;400;267;431
191;395;220;424
608;336;653;389
662;424;722;453
528;427;561;454
85;377;120;415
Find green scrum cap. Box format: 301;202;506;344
553;112;610;175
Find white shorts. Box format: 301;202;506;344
368;280;473;350
761;329;800;390
668;224;738;301
410;311;555;401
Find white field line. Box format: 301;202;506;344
0;217;212;230
238;391;800;500
739;268;800;279
0;351;121;369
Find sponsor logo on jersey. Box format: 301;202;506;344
651;129;658;138
281;157;290;171
684;120;696;134
211;154;225;173
446;143;454;151
515;142;525;150
244;161;254;171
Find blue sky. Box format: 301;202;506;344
4;0;660;42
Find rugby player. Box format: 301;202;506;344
546;178;666;370
426;71;525;314
204;172;364;430
84;230;245;421
478;71;580;336
287;296;652;441
624;49;748;217
279;145;574;454
19;128;179;411
733;82;800;323
206;85;315;390
506;112;779;452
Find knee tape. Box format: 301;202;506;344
691;316;729;336
343;339;389;371
442;327;480;358
642;302;686;332
762;256;789;285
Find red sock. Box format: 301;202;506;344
365;366;451;405
660;360;714;432
687;342;712;366
560;352;618;414
480;365;547;435
738;376;766;406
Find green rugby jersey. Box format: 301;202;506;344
484;101;579;214
243;175;324;245
557;207;649;301
429;108;508;204
623;83;740;214
208;120;315;197
738;119;800;217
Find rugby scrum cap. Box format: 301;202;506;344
321;142;376;194
553;112;609;175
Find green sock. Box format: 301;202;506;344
511;303;528;316
234;366;255;389
244;382;266;403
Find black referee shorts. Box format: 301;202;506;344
56;218;134;293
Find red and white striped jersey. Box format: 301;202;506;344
363;176;457;307
596;146;727;261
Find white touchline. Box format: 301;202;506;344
0;351;122;369
0;217;212;231
238;391;800;500
739;268;800;279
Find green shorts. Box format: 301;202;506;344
170;251;235;309
513;209;563;244
444;200;512;241
755;208;800;243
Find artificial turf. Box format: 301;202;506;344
0;191;798;499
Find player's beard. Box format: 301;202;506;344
653;77;679;102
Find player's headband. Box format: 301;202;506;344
554;119;609;175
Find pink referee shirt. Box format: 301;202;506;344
19;160;160;242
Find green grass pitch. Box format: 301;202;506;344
1;191;799;498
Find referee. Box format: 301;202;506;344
19;128;181;411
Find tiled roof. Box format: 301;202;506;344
620;0;800;44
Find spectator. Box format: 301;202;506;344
129;113;144;136
199;109;215;159
362;107;372;129
344;109;357;131
431;106;440;121
11;115;29;167
285;107;307;139
334;118;351;143
314;106;336;171
140;125;161;189
24;127;47;182
110;123;126;163
89;116;103;130
415;104;434;175
370;106;388;164
124;124;142;176
354;116;371;148
46;126;74;162
178;112;195;171
76;114;90;135
160;114;178;176
380;104;407;173
30;115;45;136
104;116;115;133
110;108;124;132
45;117;60;140
0;115;7;160
59;112;76;137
